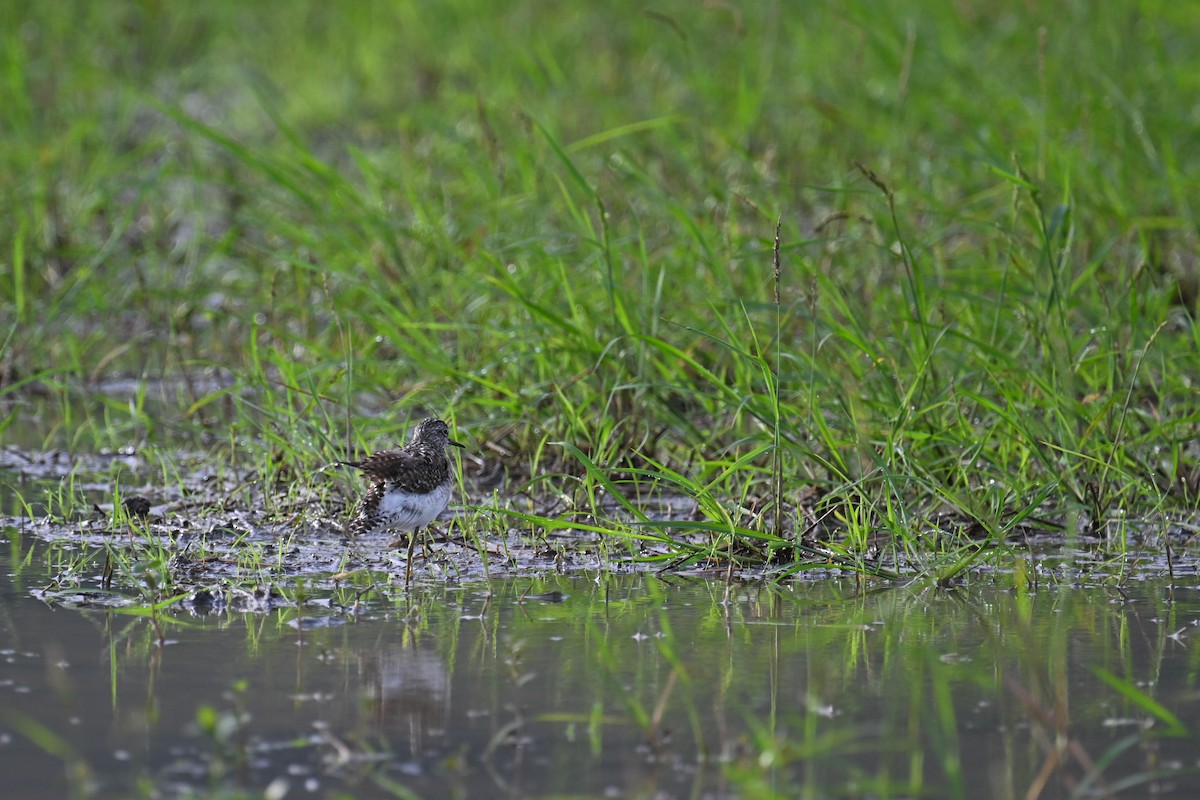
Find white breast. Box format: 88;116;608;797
376;481;453;530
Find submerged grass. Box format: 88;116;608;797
2;0;1200;583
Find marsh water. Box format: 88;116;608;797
3;525;1200;800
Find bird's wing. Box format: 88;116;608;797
346;448;426;478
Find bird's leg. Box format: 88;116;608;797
420;526;432;561
404;527;419;586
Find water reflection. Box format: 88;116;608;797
1;531;1199;799
365;645;451;758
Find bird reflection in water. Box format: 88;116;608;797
363;645;451;757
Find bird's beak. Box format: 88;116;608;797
450;438;466;449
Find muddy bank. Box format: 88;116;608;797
4;444;1199;617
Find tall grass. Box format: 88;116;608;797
2;1;1197;573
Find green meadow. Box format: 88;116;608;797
3;0;1199;574
5;5;1200;799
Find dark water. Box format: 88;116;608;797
3;525;1200;799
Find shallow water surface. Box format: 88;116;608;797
2;529;1200;799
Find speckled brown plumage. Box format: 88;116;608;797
341;418;464;537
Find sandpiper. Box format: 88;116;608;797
340;417;464;580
